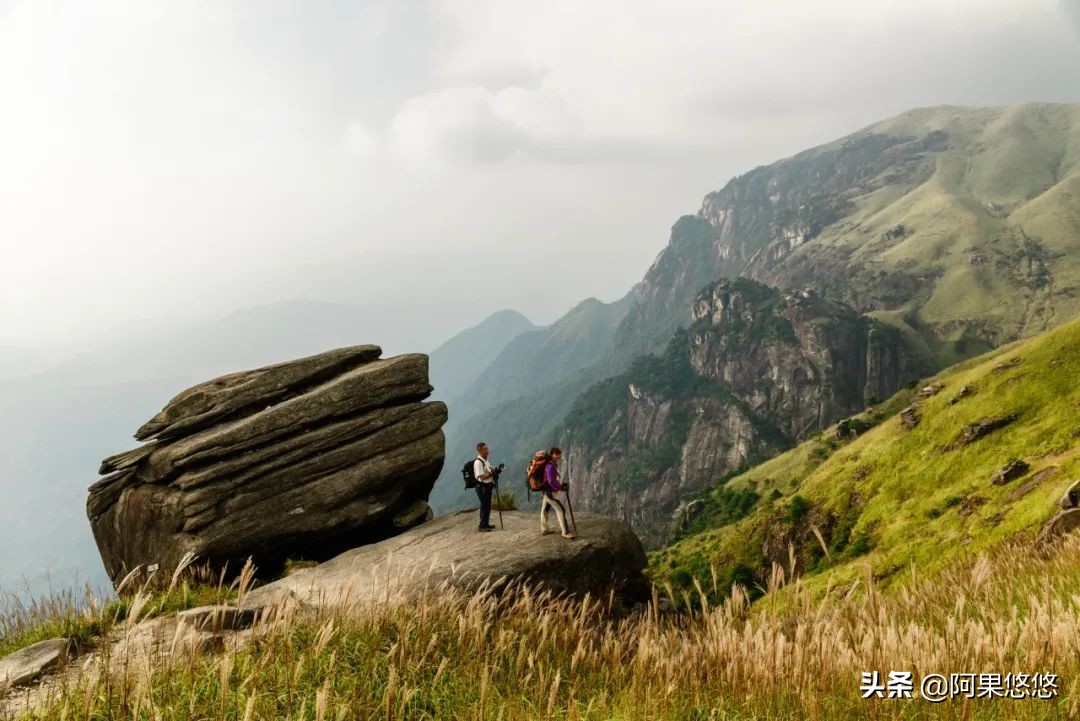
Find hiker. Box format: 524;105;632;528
473;442;497;532
539;447;575;539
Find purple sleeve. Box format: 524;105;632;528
545;464;562;492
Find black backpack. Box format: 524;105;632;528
462;459;478;489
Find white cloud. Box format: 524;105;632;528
386;85;581;166
380;0;1077;168
0;0;1077;346
389;87;522;166
345;121;380;158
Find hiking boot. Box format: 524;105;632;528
483;524;497;530
478;526;493;532
541;529;555;535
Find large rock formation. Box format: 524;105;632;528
564;278;921;546
87;346;448;585
240;510;648;610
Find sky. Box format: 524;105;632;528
1;0;1079;350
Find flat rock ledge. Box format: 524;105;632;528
0;639;71;694
241;510;649;610
86;345;448;585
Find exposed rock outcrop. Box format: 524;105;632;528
240;510;649;610
835;417;868;439
673;499;707;531
948;385;972;405
176;605;258;633
915;382;945;401
0;639;71;694
687;280;918;436
992;357;1022;374
990;459;1030;486
1059;480;1080;510
87;346;448;585
946;414;1020;449
1007;466;1059;503
1038;508;1080;546
1037;476;1080;545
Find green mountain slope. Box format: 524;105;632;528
616;102;1080;367
651;317;1080;601
751;103;1080;364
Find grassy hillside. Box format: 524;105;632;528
652;316;1080;601
750;103;1080;365
5;538;1080;719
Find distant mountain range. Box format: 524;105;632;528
5;101;1080;594
428;310;540;407
429;101;1080;543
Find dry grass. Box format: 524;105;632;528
4;536;1080;719
0;556;234;661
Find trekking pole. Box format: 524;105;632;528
564;458;578;535
565;481;577;535
494;475;504;530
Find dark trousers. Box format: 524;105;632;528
476;483;493;528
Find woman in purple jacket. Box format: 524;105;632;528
541;447;575;539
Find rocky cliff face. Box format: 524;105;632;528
687;279;917;433
564;278;920;546
607;131;946;364
87;346;447;585
612;104;1080;365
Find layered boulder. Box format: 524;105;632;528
87;346;448;585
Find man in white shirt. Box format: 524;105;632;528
473;442;496;532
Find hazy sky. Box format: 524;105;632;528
2;0;1079;348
